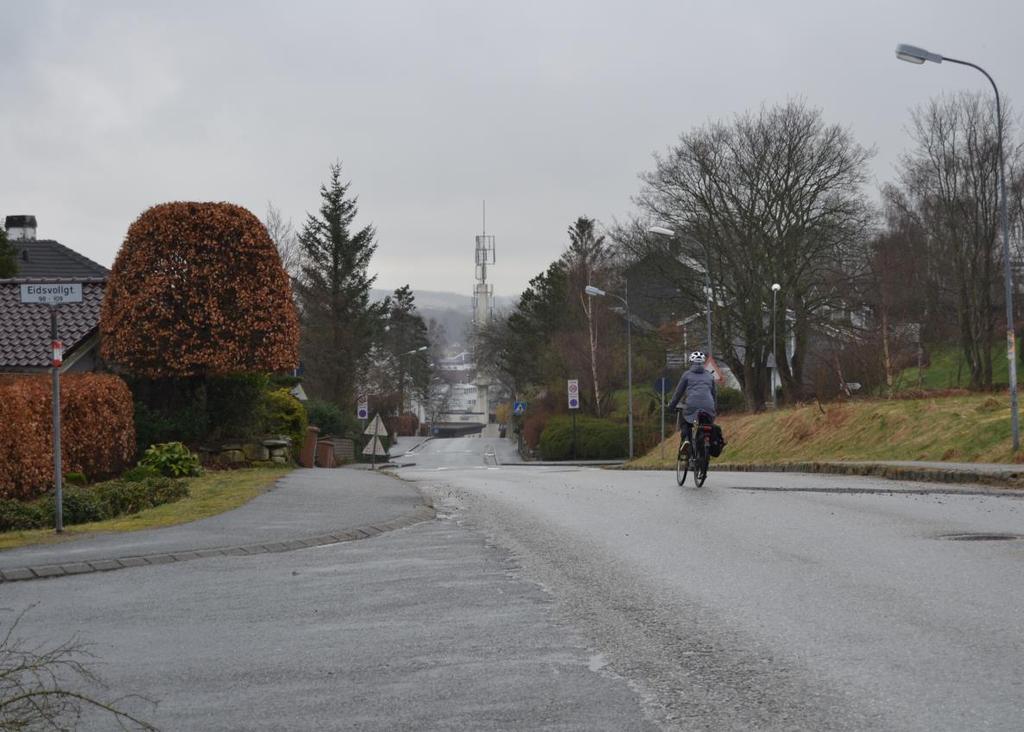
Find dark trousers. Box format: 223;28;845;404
678;415;693;445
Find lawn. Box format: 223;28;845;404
0;466;293;551
895;341;1020;391
629;392;1023;469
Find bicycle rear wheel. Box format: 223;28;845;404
694;438;710;487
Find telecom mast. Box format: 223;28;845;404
473;202;496;326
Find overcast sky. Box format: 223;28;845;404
2;0;1022;297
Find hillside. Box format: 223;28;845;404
371;288;517;346
630;393;1023;468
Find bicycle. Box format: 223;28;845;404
675;410;714;487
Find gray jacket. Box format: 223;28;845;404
667;364;717;423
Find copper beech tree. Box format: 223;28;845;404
101;202;299;378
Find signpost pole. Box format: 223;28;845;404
572;411;577;461
567;379;580;460
372;416;378;471
660;378;666;462
50;307;63;533
18;283;82;535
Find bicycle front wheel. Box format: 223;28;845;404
675;445;688;486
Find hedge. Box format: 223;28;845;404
0;374;136;500
0;475;188;532
538;416;628;460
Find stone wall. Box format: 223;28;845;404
201;436;291;466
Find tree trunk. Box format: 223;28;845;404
586;306;602;417
881;306;894;398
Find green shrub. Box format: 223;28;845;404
144;476;189;505
305;399;355;437
0;499;45;531
93;480;153;516
265;388;307;453
37;485;105;526
120;464;159;482
539;416;628;460
140;442;202;477
717;387;746;413
0;476;189;533
64;472;88;486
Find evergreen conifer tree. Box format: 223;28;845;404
0;228;17;278
296;163;383;408
382;285;431;413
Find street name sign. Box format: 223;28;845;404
666;351;686;369
567;379;580;410
20;283;82;305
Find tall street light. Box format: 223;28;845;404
648;226;712;358
895;43;1019;451
771;283;781;408
398;345;429;415
585;284;634;459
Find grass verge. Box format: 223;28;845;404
629;393;1023;470
0;466;293;552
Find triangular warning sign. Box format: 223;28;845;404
363;414;389;437
362;435;388;456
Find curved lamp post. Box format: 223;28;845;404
398;345;429;416
895;43;1019;450
585;284;633;459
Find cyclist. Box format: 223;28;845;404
667;351;717;459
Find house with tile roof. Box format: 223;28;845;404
0;215;110;374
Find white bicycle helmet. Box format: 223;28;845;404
688;351;706;364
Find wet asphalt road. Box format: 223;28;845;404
3;436;1023;730
402;437;1024;730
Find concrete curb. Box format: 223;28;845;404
0;502;435;585
622;460;1024;490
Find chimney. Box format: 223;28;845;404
4;215;37;241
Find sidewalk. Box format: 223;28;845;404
701;459;1024;490
0;467;433;583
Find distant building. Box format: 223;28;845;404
0;216;110;374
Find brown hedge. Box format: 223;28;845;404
0;374;136;500
100;202;299;378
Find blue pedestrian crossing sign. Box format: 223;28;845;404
513;401;527;416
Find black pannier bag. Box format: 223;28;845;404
708;424;726;457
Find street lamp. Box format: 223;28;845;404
647;226;712;358
585;284;634;459
397;345;429;416
771;283;781;408
895;42;1019;451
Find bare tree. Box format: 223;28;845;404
893;92;1024;388
629;99;874;409
562;217;612;415
265;202;303;281
0;607;157;730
